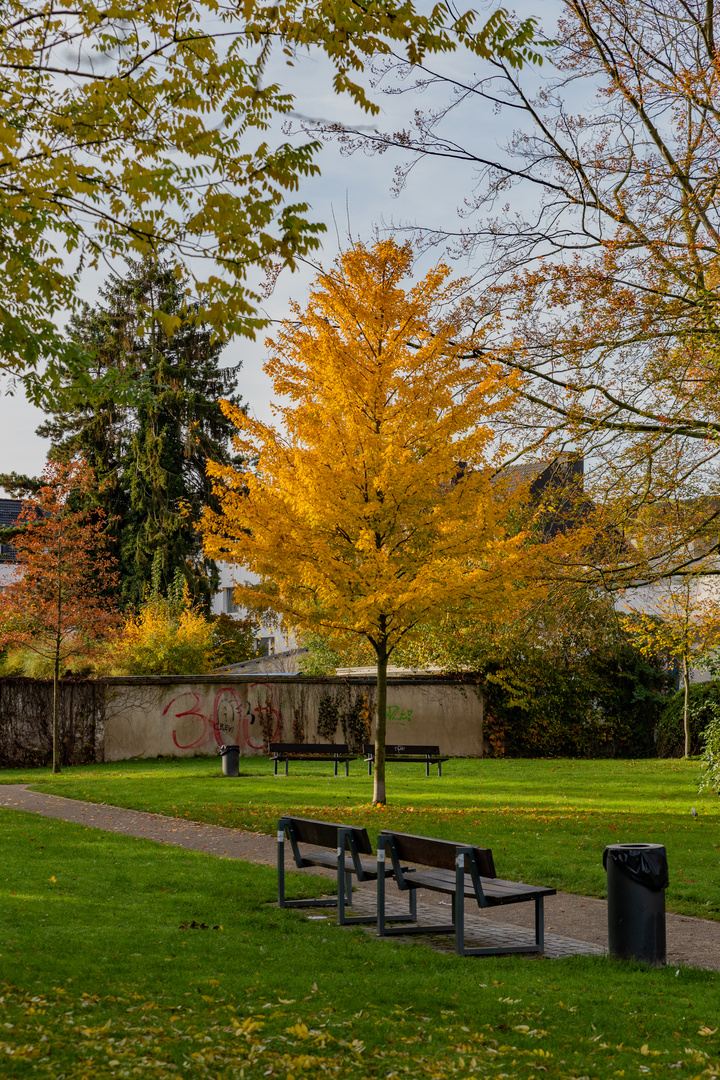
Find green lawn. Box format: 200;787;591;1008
3;755;719;919
2;807;720;1080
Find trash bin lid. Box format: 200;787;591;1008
219;744;240;754
603;843;669;891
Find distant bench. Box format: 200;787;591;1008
377;829;556;957
270;742;354;776
364;743;449;777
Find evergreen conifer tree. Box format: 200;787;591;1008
38;259;243;608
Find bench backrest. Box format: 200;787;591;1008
270;743;349;754
364;744;440;756
380;829;496;878
282;816;373;855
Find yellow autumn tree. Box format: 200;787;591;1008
203;239;524;803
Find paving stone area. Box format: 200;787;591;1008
333;883;607;959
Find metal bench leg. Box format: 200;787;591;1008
274;758;278;776
455;853;465;955
368;759;372;776
345;759;349;777
334;758;338;777
535;895;545;952
337;850;346;923
377;841;386;936
438;761;442;777
285;760;288;776
426;758;430;778
277;828;286;907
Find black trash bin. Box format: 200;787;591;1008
219;744;240;778
603;843;668;965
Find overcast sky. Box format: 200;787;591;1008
1;0;559;485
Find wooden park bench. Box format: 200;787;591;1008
364;743;449;777
277;816;416;926
270;742;355;776
376;830;556;957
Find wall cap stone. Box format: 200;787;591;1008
99;673;481;687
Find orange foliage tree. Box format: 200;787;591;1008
203;240;524;803
332;0;720;583
0;460;120;772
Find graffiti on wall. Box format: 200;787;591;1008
164;684;283;751
163;686;412;753
387;705;413;727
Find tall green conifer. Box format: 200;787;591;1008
39;259;243;608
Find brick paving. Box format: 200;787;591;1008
332;881;606;959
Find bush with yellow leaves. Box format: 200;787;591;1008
109;567;218;676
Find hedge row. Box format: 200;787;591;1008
482;643;675;758
655;681;720;757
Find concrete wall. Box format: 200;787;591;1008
102;675;483;761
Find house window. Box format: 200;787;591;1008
223;587;239;614
256;636;275;657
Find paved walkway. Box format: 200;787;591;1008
2;784;719;969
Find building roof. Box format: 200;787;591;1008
0;499;23;562
498;454;584;495
0;499;23;528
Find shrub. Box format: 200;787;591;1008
0;643;105;678
656;681;720;757
698;707;720;793
483;641;673;759
209;613;257;667
109;590;217;676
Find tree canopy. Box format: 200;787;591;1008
202;238;524;802
1;0;542;403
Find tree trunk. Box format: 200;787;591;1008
52;649;61;774
683;655;691;760
53;537;62;774
373;636;388;806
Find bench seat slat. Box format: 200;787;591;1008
403;869;555;903
375;755;449;763
271;743;350;755
274;754;353;761
305;851;382;876
364;744;441;756
304;850;406;880
425;867;549;894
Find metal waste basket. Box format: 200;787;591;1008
603;843;668;965
219;744;240;778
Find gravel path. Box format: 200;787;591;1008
2;783;719;969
